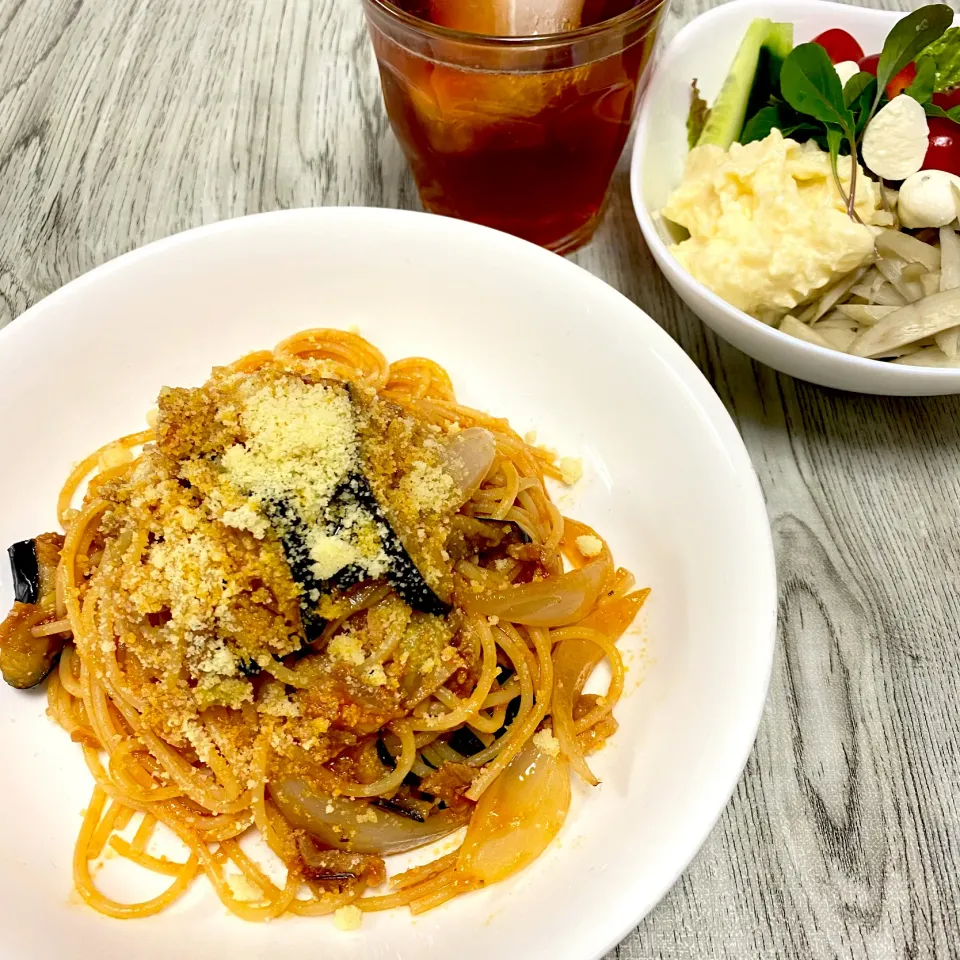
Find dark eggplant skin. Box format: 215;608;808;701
269;473;450;635
8;540;40;605
329;474;450;617
1;533;68;689
264;500;328;641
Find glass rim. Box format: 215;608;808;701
362;0;667;49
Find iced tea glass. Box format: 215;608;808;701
362;0;667;253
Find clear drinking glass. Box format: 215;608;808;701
362;0;668;253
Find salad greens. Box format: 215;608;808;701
915;26;960;93
779;42;865;218
687;81;710;149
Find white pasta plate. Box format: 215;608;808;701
631;0;960;396
0;207;775;960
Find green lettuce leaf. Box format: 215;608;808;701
687;80;711;149
917;26;960;93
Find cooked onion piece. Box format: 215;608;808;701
456;736;570;885
443;427;496;507
269;779;470;855
460;555;611;627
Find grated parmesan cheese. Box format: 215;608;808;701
327;632;365;666
222;503;270;539
259;683;301;717
220;377;389;582
195;639;237;676
221;377;357;516
225;870;263;903
532;727;561;758
400;459;456;513
305;531;363;581
559;457;583;486
575;535;603;558
333;905;363;931
363;664;388;687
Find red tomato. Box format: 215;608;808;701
812;29;864;64
933;88;960;111
857;54;917;99
923;116;960;177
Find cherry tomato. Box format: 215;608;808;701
857;54;917;99
812;29;864;64
933;88;960;111
923;116;960;177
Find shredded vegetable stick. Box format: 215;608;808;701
892;346;960;367
849;288;960;358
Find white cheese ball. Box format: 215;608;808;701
862;95;930;181
897;169;960;228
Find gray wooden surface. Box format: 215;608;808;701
1;0;957;957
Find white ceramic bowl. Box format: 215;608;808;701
631;0;960;396
0;208;776;960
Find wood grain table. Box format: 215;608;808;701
1;0;956;957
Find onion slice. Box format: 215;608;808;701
443;427;496;507
460;555;611;627
551;590;649;786
456;736;570;885
269;779;470;855
551;639;603;786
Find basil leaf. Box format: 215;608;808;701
906;56;937;103
740;105;782;144
783;121;832;143
740;97;834;148
781;42;854;132
843;71;875;108
843;73;879;136
876;4;954;107
923;101;960;123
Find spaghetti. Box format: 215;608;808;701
0;329;648;923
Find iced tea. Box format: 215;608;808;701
362;0;666;253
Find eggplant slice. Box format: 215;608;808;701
350;387;455;611
269;470;450;639
0;609;66;689
1;533;68;689
8;540;40;605
262;385;455;627
326;473;450;616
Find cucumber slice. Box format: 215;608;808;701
697;19;793;150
